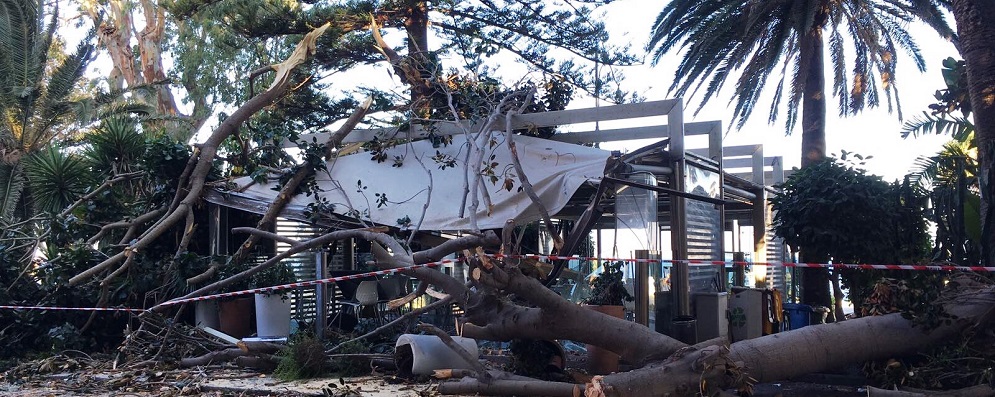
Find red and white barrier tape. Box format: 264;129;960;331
4;255;992;313
156;258;460;307
491;254;995;272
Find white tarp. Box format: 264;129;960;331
215;131;611;231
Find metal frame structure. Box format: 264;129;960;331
211;98;791;337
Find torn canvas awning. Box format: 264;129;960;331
206;131;612;231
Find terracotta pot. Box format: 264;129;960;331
583;304;625;375
218;296;254;339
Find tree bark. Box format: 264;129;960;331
952;0;995;267
798;3;834;310
403;0;433;116
591;281;995;397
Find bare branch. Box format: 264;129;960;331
60;171;145;218
69;24;334;287
326;295;454;354
503;88;563;252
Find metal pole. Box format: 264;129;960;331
634;250;654;326
315;250;327;340
670;159;691;317
733;252;746;287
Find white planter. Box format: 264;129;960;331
395;334;478;375
194;300;220;329
254;293;292;338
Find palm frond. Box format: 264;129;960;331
646;0;952;134
23;146;90;214
0;161;26;224
900;112;973;139
84;117;147;175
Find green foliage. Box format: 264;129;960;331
23;146;91;214
0;0;96;155
274;333;328;380
251;263;297;294
583;261;633;306
0;162;25;223
902;57;973;140
903;57;980;265
772;157;929;264
325;338;370;377
84;117;148;176
771;157;932;307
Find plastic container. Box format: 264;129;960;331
254;293;292;338
671;316;697;344
395;334;479;376
195;300;220;329
783;303;812;330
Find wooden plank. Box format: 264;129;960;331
722;156;781;169
692;144;761;157
202;326;240;345
513;99;678;127
281;99;684;147
549;125;667;143
548;120;719;144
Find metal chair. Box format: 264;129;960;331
338;280;384;326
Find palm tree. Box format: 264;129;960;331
950;0;995;267
0;0;94;222
647;0;955;312
647;0;954;167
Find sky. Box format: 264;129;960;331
586;0;961;182
75;0;961;182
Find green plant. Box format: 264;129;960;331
251;263;296;296
583;261;633;306
771;156;932;310
274;333;327;380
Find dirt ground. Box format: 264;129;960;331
0;350;867;397
0;367;867;397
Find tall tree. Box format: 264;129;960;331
951;0;995;267
646;0;953;309
161;0;634;117
0;0;93;223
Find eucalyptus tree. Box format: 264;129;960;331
646;0;953;309
158;0;633;120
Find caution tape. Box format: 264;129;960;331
156;258;461;307
490;254;995;272
5;255;993;313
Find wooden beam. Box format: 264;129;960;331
722;156;781;169
281;100;687;147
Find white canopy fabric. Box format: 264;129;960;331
214;132;611;231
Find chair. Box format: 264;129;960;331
338;280;384;326
378;276;409;321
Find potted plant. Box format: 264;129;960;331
251;263;296;338
216;260;256;339
581;261;633;374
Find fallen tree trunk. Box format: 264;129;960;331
587;280;995;397
866;385;995;397
434;278;994;397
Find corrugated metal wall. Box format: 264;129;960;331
686;199;723;293
275;219;322;321
764;210;788;293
